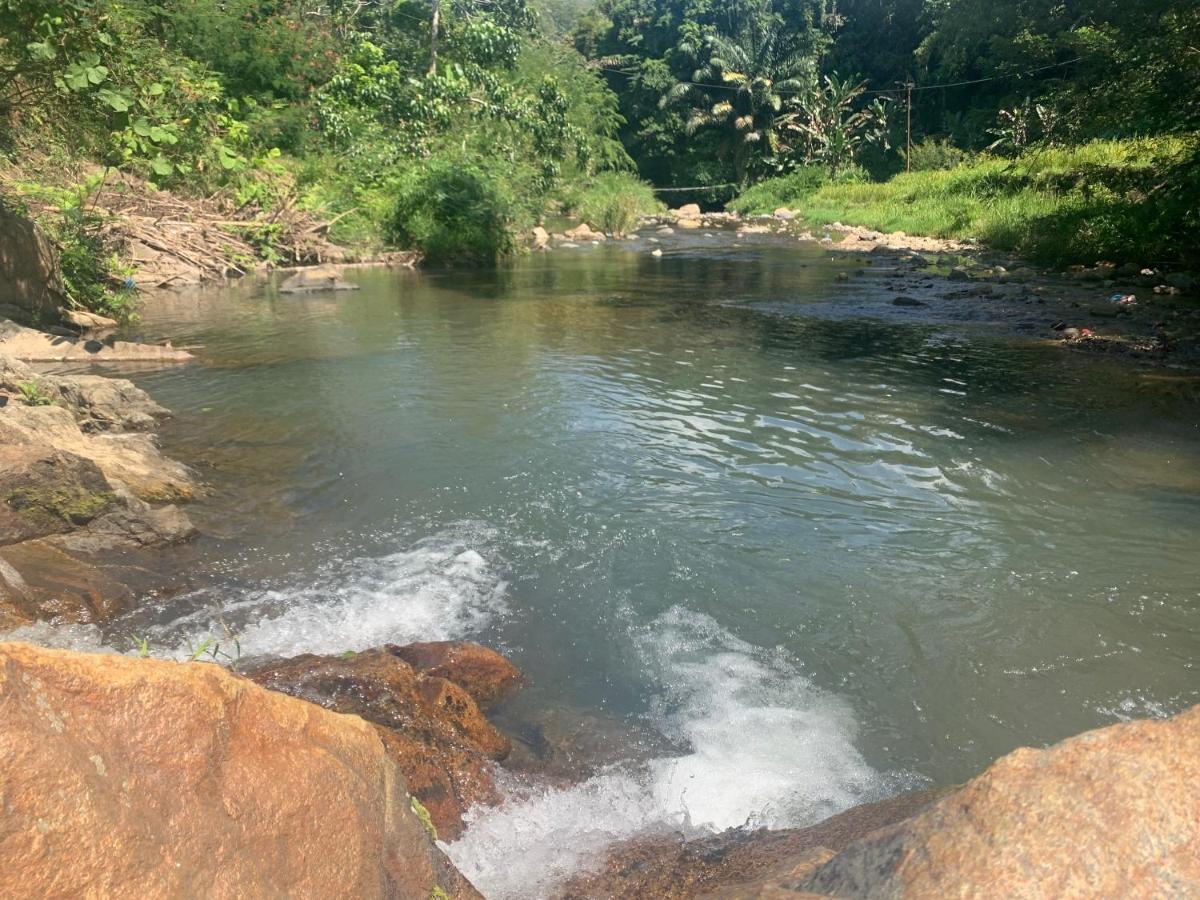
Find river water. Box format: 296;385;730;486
38;235;1200;894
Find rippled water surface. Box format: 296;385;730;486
72;238;1200;892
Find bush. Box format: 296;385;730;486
727;165;866;215
561;172;660;235
903;138;971;172
387;156;520;266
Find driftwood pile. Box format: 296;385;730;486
84;171;349;288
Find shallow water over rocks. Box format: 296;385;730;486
36;234;1200;894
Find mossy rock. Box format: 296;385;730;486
7;486;117;526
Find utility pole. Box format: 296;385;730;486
905;78;914;172
429;0;440;75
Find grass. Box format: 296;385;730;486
560;171;661;235
727;165;866;216
732;136;1200;268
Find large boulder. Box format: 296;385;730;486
800;704;1200;898
0;358;196;625
246;644;517;839
0;206;67;325
0;642;481;899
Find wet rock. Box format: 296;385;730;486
531;226;550;249
891;296;926;307
61;309;118;331
656;226;675;236
246;645;516;839
559;789;949;899
392;641;522;709
0;642;481;899
947;266;972;282
278;264;360;293
565;224;605;242
0;319;193;364
673;203;702;218
801;705;1200;898
677;218;703;230
773;207;796;220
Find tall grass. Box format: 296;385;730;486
733;136;1200;267
560;172;661;235
727;165;866;215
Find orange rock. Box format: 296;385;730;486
246;645;515;839
393;640;523;708
804;705;1200;898
0;642;480;899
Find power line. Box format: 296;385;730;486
600;56;1084;98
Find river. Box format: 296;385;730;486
38;233;1200;895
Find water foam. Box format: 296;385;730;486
444;606;898;899
160;523;508;659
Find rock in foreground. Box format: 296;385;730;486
801;704;1200;898
565;704;1200;898
0;642;480;899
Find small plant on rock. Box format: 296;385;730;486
17;380;54;406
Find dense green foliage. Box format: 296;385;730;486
0;0;645;266
2;0;1196;270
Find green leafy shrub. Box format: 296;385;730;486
903;138;971;172
387;156;520;266
561;172;660;235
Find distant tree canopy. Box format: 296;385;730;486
580;0;1200;186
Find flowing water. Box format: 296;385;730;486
25;234;1200;895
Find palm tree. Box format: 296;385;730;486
662;20;820;185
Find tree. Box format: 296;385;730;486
662;19;823;183
782;73;892;175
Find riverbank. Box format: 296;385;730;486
728;136;1200;272
3;636;1199;897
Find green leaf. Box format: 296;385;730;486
86;65;108;85
146;83;165;96
98;89;132;112
150;155;174;177
132;118;152;137
25;42;56;61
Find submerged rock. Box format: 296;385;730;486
246;644;519;839
278;264;360;293
0;642;480;899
